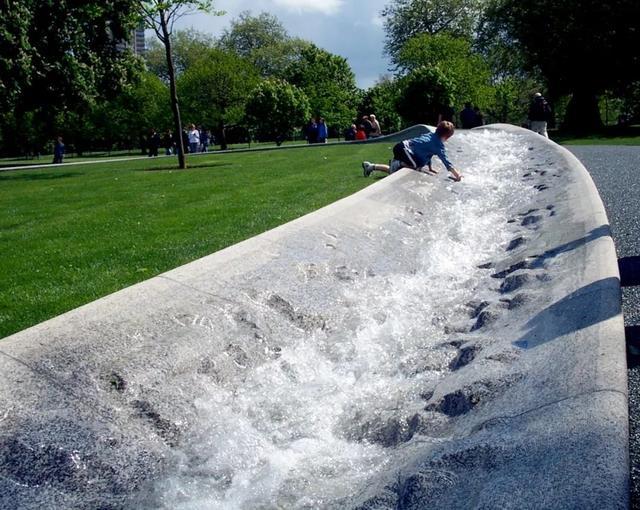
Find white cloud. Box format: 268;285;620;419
271;0;343;15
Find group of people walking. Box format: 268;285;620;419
146;124;215;157
304;117;330;144
344;114;382;141
304;113;384;144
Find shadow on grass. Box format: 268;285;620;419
0;172;82;182
139;162;234;172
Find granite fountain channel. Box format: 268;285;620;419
0;125;628;509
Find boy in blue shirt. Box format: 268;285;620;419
362;121;462;181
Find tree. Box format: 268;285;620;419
381;0;485;67
488;76;541;124
145;30;217;81
0;1;32;113
481;0;640;131
0;0;140;153
245;79;310;143
396;67;455;126
217;11;309;78
284;44;359;130
93;72;171;151
177;49;259;137
622;82;640;123
139;0;221;168
358;77;403;134
218;11;287;57
396;33;492;110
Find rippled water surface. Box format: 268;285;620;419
155;131;537;509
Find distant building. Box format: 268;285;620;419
132;27;145;55
116;26;145;55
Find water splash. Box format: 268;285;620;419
154;130;536;509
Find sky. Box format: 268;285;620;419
170;0;393;89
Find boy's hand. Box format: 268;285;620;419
449;168;462;181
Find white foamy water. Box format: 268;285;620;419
154;131;536;509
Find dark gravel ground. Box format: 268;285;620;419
567;145;640;508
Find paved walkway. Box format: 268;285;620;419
568;145;640;509
0;153;176;172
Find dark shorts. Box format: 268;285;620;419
392;142;417;169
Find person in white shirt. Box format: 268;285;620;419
369;114;382;137
188;124;200;153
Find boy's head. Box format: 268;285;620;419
435;121;455;140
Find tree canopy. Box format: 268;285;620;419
0;0;139;114
381;0;484;66
217;11;309;78
396;33;492;109
218;11;288;58
396;66;455;126
358;77;402;134
284;44;359;128
481;0;640;129
245;79;310;142
145;30;217;80
177;48;260;129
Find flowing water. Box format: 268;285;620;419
153;131;537;509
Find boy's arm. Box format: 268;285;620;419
437;148;462;181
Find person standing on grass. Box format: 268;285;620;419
344;124;357;141
163;130;173;155
200;128;210;152
362;121;462;182
148;129;160;157
460;102;477;129
52;136;65;164
473;106;484;127
528;92;552;138
182;129;190;154
188;124;200;154
317;118;328;143
305;118;318;144
369;114;382;137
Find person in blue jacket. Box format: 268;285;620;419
317;117;328;143
362;121;462;181
52;137;65;164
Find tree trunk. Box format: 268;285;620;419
564;90;603;133
159;10;186;169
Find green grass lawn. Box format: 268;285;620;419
0;142;391;339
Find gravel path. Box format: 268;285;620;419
568;145;640;507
